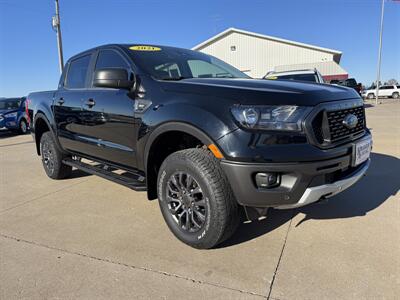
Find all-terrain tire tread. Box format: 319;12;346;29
40;132;72;180
159;148;239;248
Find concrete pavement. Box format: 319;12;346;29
0;101;399;299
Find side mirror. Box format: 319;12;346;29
93;68;134;90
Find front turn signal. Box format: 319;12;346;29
208;144;224;159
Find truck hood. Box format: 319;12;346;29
160;78;360;106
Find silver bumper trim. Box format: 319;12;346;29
276;159;370;209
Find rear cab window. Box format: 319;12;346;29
276;73;317;82
65;55;91;89
344;79;357;87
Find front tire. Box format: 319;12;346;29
367;93;375;99
157;148;239;249
19;119;28;134
392;92;399;99
40;132;72;179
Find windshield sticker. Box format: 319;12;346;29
266;76;278;80
130;46;161;51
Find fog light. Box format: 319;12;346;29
255;172;280;188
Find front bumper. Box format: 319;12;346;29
220;140;371;209
0;117;17;129
275;159;369;209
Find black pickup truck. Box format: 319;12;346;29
28;44;372;249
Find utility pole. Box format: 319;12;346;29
52;0;64;74
375;0;385;105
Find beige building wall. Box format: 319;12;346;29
194;29;341;79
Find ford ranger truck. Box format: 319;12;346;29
28;44;372;249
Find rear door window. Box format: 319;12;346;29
65;55;91;89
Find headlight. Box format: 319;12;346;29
231;105;312;131
5;112;18;118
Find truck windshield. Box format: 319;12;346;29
0;99;21;110
126;45;249;80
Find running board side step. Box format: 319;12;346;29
62;158;147;191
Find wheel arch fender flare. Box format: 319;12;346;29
143;122;216;171
33;112;63;155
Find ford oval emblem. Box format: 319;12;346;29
343;114;358;129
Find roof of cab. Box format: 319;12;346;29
67;43;193;61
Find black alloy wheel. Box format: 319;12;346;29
165;172;207;233
157;148;239;249
40;132;72;179
41;137;55;175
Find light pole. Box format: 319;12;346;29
375;0;385;105
52;0;64;74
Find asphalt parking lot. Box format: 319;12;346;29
0;100;399;299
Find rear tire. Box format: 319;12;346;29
157;148;239;249
367;93;375;99
40;132;72;179
392;92;399;99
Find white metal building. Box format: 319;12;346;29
192;28;348;81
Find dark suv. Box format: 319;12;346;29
28;44;372;249
332;78;362;95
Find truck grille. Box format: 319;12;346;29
310;104;366;147
326;106;365;142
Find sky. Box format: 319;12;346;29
0;0;399;97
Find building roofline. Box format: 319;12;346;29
192;27;342;56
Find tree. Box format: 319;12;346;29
386;78;398;85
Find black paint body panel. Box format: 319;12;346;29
28;44;367;207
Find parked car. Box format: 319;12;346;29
28;44;371;249
331;78;362;95
362;85;399;99
263;69;325;83
0;97;29;134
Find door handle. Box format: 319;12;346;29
84;98;96;107
57;98;65;105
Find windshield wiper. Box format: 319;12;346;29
159;76;190;81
